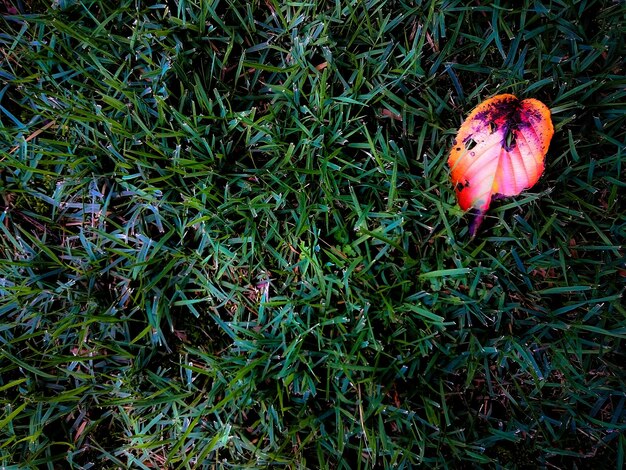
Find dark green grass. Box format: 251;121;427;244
1;0;625;468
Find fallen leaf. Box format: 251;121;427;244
448;94;554;236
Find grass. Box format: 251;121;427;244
0;0;625;468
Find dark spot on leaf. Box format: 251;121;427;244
479;96;523;131
464;138;477;150
520;104;543;125
474;110;488;122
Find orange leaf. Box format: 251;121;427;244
448;94;554;236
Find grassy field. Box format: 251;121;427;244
1;0;625;468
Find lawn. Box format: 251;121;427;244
1;0;625;468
